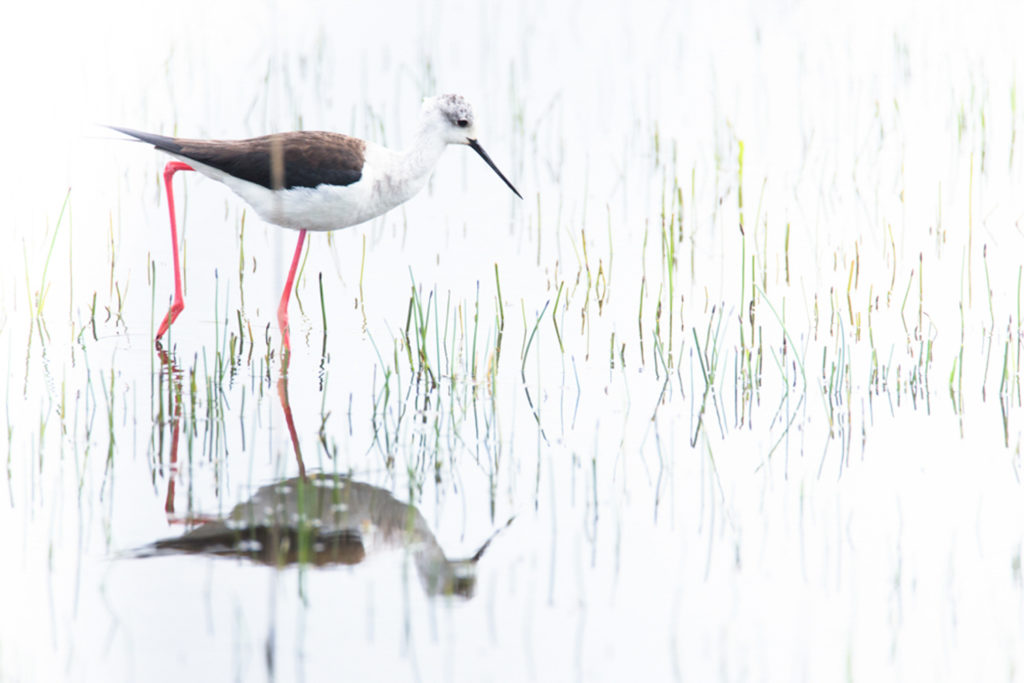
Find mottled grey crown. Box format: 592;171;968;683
437;93;474;127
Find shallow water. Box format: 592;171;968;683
3;0;1024;681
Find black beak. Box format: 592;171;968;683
467;139;523;199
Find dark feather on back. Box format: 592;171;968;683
110;126;366;190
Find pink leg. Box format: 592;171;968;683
277;230;307;352
156;161;195;342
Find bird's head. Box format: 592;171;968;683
421;93;522;199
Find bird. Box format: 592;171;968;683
136;473;513;597
111;93;522;351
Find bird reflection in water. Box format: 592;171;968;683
143;350;510;598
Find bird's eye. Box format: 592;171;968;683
457;119;469;128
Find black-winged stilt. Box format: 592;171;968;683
112;94;522;351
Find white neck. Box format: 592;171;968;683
395;124;448;188
363;120;451;214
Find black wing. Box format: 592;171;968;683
110;126;366;190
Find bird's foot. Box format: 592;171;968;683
155;298;185;341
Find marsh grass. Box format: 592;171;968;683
6;15;1024;681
